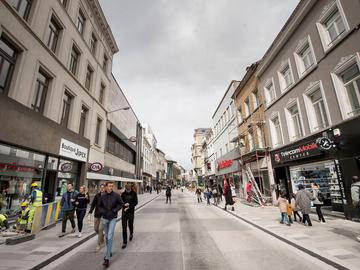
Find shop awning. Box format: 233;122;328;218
87;172;142;183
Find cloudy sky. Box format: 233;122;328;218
101;0;298;170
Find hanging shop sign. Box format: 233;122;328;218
218;160;233;170
273;137;334;164
89;162;103;172
61;162;73;172
59;138;88;162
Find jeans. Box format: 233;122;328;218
302;213;312;226
280;212;290;225
62;210;75;233
76;209;86;232
122;213;134;244
102;218;117;261
166;195;171;204
206;196;211;205
314;204;325;222
94;217;104;245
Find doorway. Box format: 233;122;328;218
43;171;57;204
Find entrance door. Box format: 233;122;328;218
44;171;57;204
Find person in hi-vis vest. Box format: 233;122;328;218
28;182;43;231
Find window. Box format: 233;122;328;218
69;45;80;75
79;106;88;136
303;82;330;132
248;131;254;151
0;35;18;95
252;89;259;109
317;1;349;51
31;69;50;113
256;126;264;148
46;16;62;53
85;65;93;90
95;117;102;145
6;0;32;21
99;83;105;104
264;80;276;105
270;114;283;147
237;107;243;124
278;61;294;92
76;10;86;35
90;33;97;55
285;102;304;141
103;54;108;72
244;97;250;117
294;37;316;77
60;91;72;127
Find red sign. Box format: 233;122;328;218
218;160;233;170
0;162;36;172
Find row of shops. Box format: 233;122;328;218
209;116;360;220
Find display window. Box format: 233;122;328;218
290;160;343;207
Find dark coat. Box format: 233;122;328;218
98;191;123;220
224;185;234;205
121;190;138;215
89;192;102;218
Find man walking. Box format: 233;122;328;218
165;185;172;204
98;181;123;268
295;184;313;226
59;183;77;237
89;183;105;251
121;183;138;249
351;175;360;242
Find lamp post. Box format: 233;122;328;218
107;106;130;114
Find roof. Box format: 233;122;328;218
212;80;241;119
232;61;260;99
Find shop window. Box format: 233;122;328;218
264;79;276;106
6;0;32;21
60;91;73;127
31;68;51;114
269;113;283;147
278;60;294;93
294;36;316;78
285;100;304;141
46;15;62;54
0;35;19;95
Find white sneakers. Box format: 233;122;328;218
78;232;82;238
356;236;360;242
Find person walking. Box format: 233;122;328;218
275;192;291;226
212;185;218;205
218;184;223;202
351;175;360;242
74;186;90;238
121;183;138;249
59;183;77;237
98;181;123;268
312;182;325;223
223;176;235;211
295;184;313;226
165;185;172;204
204;185;211;206
89;183;105;251
195;188;202;203
291;193;302;222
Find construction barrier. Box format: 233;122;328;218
31;202;62;234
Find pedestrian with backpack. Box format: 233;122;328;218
351;175;360;242
312;182;325;223
165;185;172;204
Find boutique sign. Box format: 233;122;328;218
273;137;333;164
59;138;88;162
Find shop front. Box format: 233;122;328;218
271;117;360;219
215;149;241;193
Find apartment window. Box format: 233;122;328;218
252;89;259;109
79;106;88;136
286;102;303;141
304;82;330;132
270;114;283;147
264;80;276;105
99;83;105;104
294;37;316;77
95;117;102;145
244;97;250;117
278;61;294;92
85;65;93;90
90;33;97;55
69;45;80;75
6;0;32;21
76;10;86;35
46;16;62;53
317;1;349;51
256;126;264;148
0;35;18;95
248;131;254;151
60;92;72;127
31;69;50;113
103;54;108;72
237;107;243;124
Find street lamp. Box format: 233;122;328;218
107;106;130;114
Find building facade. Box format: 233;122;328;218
257;0;360;218
0;0;118;215
191;128;209;185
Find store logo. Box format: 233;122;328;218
218;160;233;170
59;138;88;162
316;137;333;150
61;163;73;172
89;162;103;172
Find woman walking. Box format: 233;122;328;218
295;184;313;226
121;183;138;249
223;176;235;211
204;185;211;205
312;182;326;223
74;185;90;238
291;193;302;222
195;187;202;203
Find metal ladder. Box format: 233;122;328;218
244;166;266;206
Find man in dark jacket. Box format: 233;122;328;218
98;182;123;268
165;185;172;204
59;183;77;237
89;183;105;251
121;183;138;249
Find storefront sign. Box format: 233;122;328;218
60;162;73;172
218;160;233;170
59;138;88;162
0;162;36;172
273;137;333;164
89;162;103;172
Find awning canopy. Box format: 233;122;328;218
87;172;142;183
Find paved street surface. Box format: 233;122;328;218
44;191;343;270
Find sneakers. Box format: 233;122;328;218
122;243;127;249
70;228;76;233
78;232;82;238
103;259;109;268
130;235;133;241
356;236;360;242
